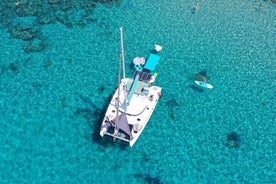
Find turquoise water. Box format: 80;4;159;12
0;0;275;183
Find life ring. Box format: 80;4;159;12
149;76;155;83
134;64;143;71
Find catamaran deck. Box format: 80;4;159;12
99;27;162;147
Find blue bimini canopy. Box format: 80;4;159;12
143;54;160;71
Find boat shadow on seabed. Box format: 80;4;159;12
90;93;129;149
74;92;118;148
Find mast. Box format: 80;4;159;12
120;27;126;79
120;27;128;107
113;52;121;141
113;27;124;141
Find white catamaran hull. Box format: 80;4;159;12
99;27;162;147
100;78;162;146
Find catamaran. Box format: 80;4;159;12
99;27;162;147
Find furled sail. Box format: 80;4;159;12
117;113;132;138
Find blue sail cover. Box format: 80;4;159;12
127;74;139;104
143;54;160;71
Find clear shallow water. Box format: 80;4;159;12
0;0;275;183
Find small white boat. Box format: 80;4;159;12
194;80;213;89
100;27;162;147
